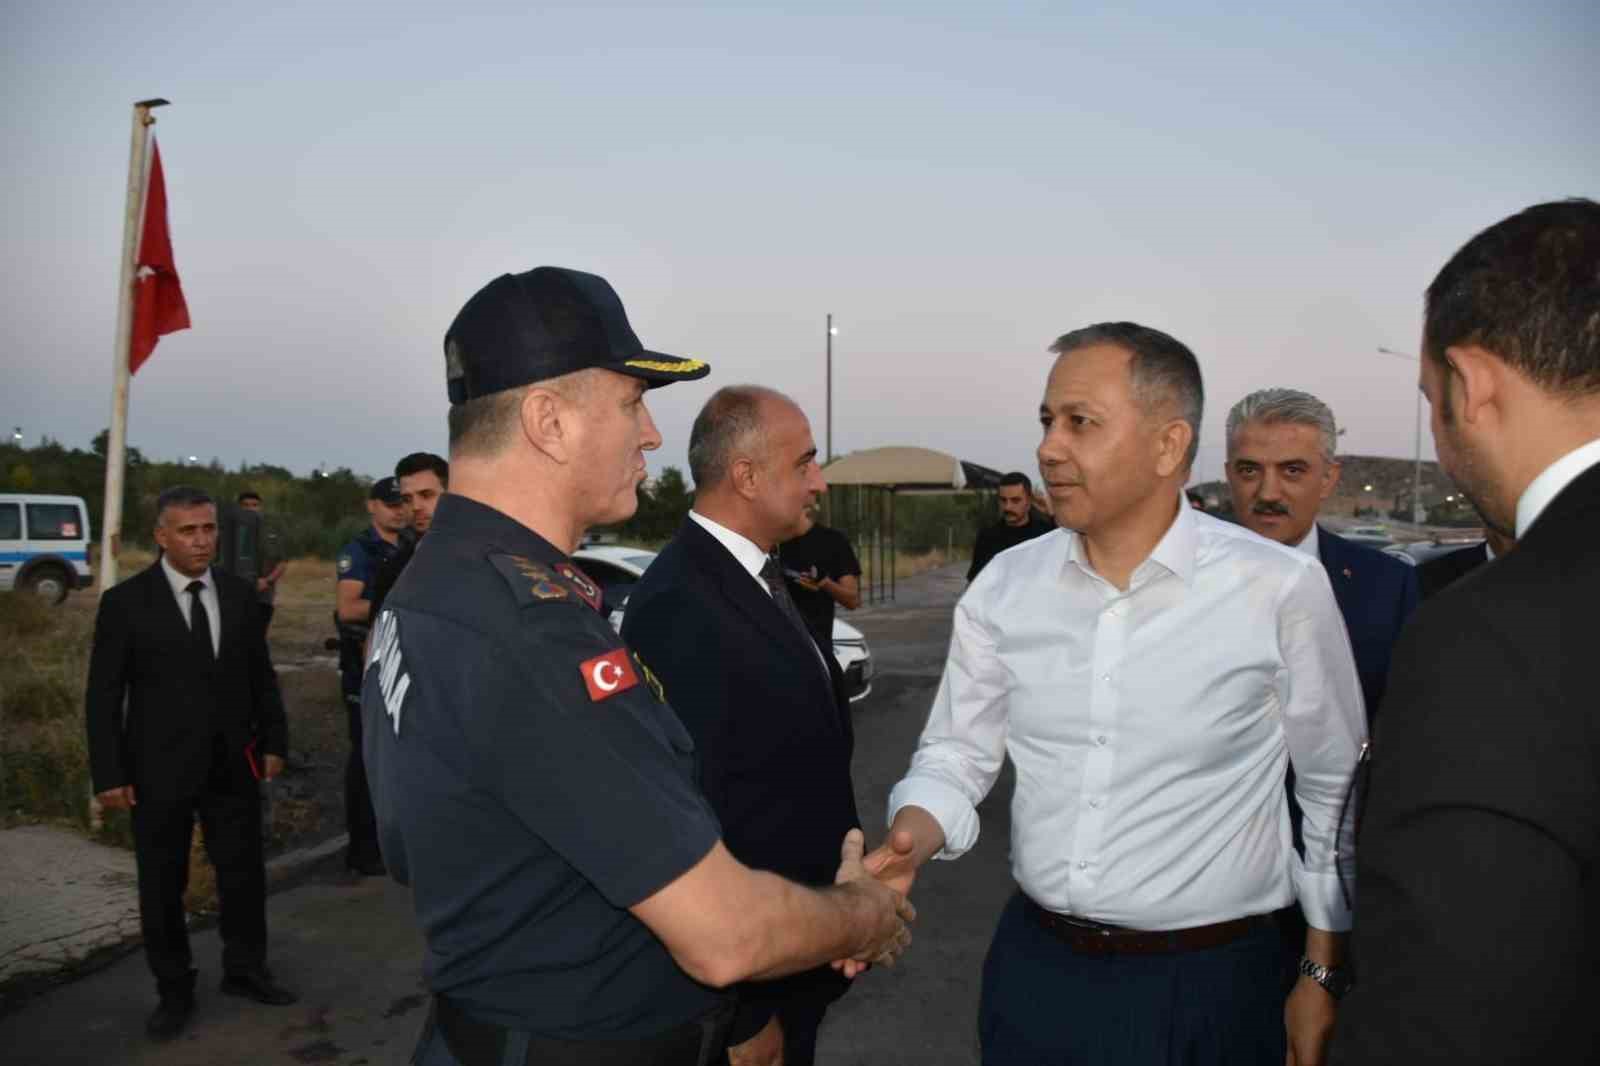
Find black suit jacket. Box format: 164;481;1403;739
1316;527;1418;723
1330;461;1600;1064
86;561;287;804
1417;542;1490;599
622;517;860;889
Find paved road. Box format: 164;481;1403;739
0;563;1015;1065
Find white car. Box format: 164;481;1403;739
572;545;874;703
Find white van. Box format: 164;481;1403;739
0;493;94;603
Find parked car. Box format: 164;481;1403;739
1394;537;1485;567
0;493;93;603
572;545;875;703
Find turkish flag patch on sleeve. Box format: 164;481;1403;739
579;648;639;701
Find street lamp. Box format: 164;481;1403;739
825;315;838;464
1376;346;1426;526
186;455;199;465
10;426;21;445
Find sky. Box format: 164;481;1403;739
4;1;1596;487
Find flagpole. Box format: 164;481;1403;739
100;98;167;592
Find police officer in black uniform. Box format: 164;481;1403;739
362;266;915;1066
334;476;408;875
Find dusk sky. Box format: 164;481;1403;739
5;1;1596;487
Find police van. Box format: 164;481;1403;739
0;493;94;603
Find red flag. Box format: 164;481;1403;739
129;140;190;374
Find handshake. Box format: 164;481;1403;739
827;816;932;978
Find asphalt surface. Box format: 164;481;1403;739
0;563;1013;1065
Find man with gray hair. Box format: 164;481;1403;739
625;385;861;1066
1223;387;1418;725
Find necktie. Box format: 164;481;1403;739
759;556;831;684
186;580;215;661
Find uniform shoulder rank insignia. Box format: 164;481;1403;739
490;553;571;606
554;562;603;612
632;652;667;703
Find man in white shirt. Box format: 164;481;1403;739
1330;199;1600;1064
871;322;1367;1065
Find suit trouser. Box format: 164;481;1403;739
131;734;267;996
339;634;380;864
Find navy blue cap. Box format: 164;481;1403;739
443;266;710;404
369;476;404;504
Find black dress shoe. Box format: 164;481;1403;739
146;996;194;1040
347;856;387;877
220;969;298;1005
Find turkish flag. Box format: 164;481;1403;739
128;140;190;374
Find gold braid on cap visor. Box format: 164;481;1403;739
624;358;707;373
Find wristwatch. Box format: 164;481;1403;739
1298;956;1354;1000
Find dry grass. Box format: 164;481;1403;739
859;546;959;584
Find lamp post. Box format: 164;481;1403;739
825;314;838;464
1376;346;1426;526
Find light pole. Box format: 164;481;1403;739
1376;346;1426;526
825;314;838;464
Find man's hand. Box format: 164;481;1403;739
831;828;915;977
263;755;285;781
256;577;271;593
96;785;136;809
1285;975;1337;1066
727;1014;784;1066
863;828;920;897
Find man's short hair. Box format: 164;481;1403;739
395;451;450;486
687;385;785;487
236;490;261;504
1225;388;1340;464
447;368;601;457
156;485;215;524
1424;198;1600;397
998;471;1033;493
1049;322;1205;468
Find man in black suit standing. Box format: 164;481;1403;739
1330;199;1600;1064
625;385;859;1066
86;485;295;1040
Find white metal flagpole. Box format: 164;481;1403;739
99;98;167;591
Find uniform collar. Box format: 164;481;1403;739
429;494;568;565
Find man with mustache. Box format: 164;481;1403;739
872;323;1365;1065
1224;388;1418;729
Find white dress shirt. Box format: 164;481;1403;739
1292;523;1320;558
1515;436;1600;538
889;495;1366;932
161;555;220;656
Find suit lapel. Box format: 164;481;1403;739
681;519;835;704
1317;527;1359;619
145;561;192;645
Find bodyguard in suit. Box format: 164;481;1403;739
624;385;859;1066
1330;199;1600;1064
86;485;295;1040
1224;387;1419;723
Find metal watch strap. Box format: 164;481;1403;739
1298;956;1353;1000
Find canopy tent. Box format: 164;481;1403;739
820;447;1006;604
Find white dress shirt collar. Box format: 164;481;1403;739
160;554;213;599
688;509;772;594
1292;523;1320;558
1515;436;1600;538
1061;490;1197;588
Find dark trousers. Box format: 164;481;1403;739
728;968;845;1066
978;893;1286;1066
131;735;267;998
339;635;379;864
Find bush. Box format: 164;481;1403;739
0;595;97;833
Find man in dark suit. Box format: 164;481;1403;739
1330;199;1600;1064
86;485;295;1040
1416;524;1515;599
1224;387;1419;723
625;385;859;1066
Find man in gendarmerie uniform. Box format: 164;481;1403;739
362;265;914;1066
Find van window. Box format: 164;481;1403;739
26;503;83;540
0;503;19;540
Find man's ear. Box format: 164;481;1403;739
1154;418;1194;479
520;386;572;463
1320;460;1343;502
729;455;759;502
1444;345;1500;426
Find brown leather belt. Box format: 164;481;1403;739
1024;896;1269;957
